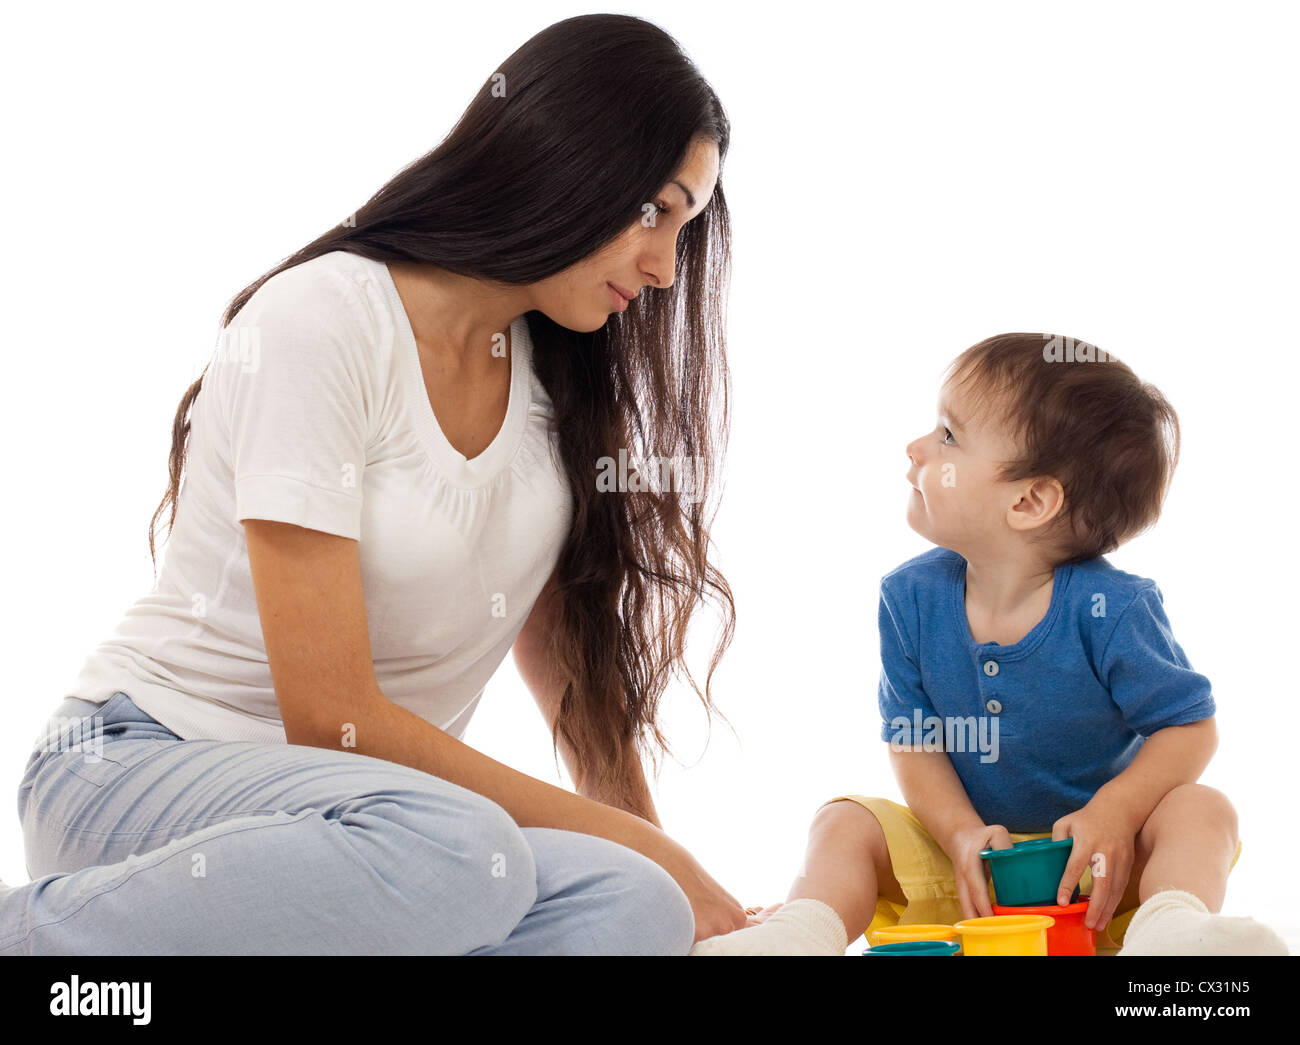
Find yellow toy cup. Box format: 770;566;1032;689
953;914;1054;956
868;923;959;948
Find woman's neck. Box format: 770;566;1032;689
388;260;532;365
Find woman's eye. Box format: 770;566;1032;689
943;427;956;445
654;201;670;218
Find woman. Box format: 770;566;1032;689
2;13;747;955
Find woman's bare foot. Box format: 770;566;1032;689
690;898;848;955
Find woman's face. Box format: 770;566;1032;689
530;136;720;331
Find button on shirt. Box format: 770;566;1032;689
877;547;1215;831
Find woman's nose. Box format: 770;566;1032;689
641;242;677;291
642;263;671;291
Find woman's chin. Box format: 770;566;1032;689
544;307;614;334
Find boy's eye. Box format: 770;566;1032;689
943;427;956;445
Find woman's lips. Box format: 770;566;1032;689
608;283;631;311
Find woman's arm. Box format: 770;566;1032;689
245;519;656;844
243;519;741;938
511;567;663;828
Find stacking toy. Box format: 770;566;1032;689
992;900;1095;956
953;914;1054;955
980;838;1078;906
867;923;959;947
864;940;961;956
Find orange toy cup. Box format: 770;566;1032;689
992;899;1096;956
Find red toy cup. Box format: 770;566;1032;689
991;899;1095;955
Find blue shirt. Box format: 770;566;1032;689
877;547;1215;832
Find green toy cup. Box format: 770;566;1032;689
980;838;1079;906
863;940;961;956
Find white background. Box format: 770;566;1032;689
2;0;1296;953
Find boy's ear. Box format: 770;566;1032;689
1006;476;1065;533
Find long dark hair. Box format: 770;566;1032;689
149;13;736;803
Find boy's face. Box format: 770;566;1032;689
904;377;1027;556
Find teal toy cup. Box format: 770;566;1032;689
863;940;961;956
979;838;1079;906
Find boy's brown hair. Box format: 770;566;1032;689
943;333;1181;565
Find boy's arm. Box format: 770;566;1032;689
1094;582;1219;830
888;745;986;853
1053;717;1217;922
876;581;1017;918
889;744;1017;918
876;582;999;854
1085;716;1217;831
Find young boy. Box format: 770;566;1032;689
692;333;1287;956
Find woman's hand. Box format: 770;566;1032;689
651;832;750;943
1052;797;1139;930
944;822;1014;920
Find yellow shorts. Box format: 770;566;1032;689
828;795;1244;951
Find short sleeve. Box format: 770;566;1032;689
1100;584;1215;736
877;584;940;744
214;265;372;540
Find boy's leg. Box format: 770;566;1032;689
785;798;906;943
690;797;904;955
1110;782;1237;914
1113;784;1286;955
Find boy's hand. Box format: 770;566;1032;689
1052;798;1140;930
945;823;1015;920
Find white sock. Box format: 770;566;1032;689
1119;888;1289;956
689;898;848;956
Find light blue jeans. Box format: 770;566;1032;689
2;692;695;955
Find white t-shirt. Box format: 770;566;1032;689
56;250;573;745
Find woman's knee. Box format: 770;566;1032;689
518;827;694;955
331;783;539;951
608;847;695;955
